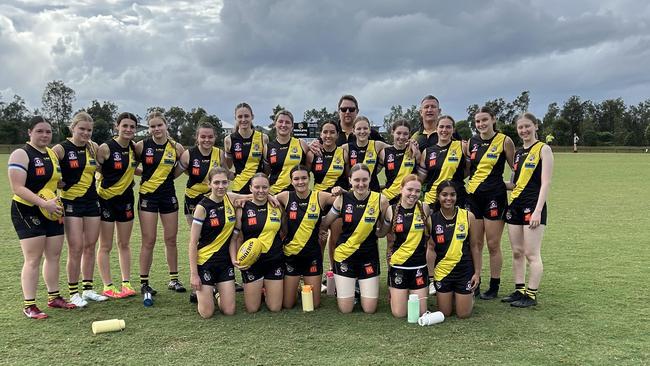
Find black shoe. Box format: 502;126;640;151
168;279;187;293
141;284;157;295
235;282;244;292
511;294;537;308
479;287;499;300
501;290;525;303
189;291;197;303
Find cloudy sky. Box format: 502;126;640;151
1;0;649;128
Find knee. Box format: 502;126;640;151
486;240;502;253
117;240;130;250
512;248;525;259
391;308;406;318
164;236;177;247
23;256;42;268
140;240;155;250
198;308;214;319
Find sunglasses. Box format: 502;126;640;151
339;107;357;113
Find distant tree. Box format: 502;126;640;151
267;104;284;141
302;107;337;126
383;104;419;142
41;80;76;142
644;124;650;146
628;99;650;146
164;106;188;141
84;100;118;144
560;96;585;137
92;119;113;144
552;117;572;145
0;94;30;143
455;120;472;140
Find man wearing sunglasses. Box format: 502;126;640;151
335;95;384;146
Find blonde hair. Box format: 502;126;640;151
70;111;93;129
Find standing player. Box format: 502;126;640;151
264;110;310;194
504;113;554;307
224;102;268;194
464;107;515;299
9;117;74;318
342;116;388;192
380;119;419;204
136;111;186;295
53;112;106;307
96;113;139;298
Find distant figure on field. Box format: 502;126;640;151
573;133;579;153
545;134;555;145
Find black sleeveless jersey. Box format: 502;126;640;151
196;195;236;264
241;201;283;261
284;191;321;258
312;146;347;192
347;140;380;192
431;209;472;277
266;137;305;194
14;144;58;199
59;139;98;201
467;133;507;194
390;204;427;267
336;191;380;262
511;142;544;205
97;139;135;198
139;138;176;195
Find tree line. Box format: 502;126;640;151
1;81;648;147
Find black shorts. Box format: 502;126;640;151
285;252;323;277
434;271;473;295
197;260;235;286
100;194;135;222
62;197;101;217
388;266;429;290
184;194;206;216
334;257;380;280
466;190;507;220
138;192;179;214
241;254;284;283
506;202;547;226
11;201;64;239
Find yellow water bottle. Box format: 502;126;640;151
301;285;314;312
92;319;126;335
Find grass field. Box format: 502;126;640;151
0;153;648;365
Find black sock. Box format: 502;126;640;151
140;275;149;285
526;288;538;300
489;277;500;290
515;283;525;293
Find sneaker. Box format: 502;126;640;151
479;287;499;300
189;291;197;304
119;283;137;297
168;279;187;293
321;284;327;293
102;285;124;299
501;290;525;303
428;281;437;296
235;282;244;292
511;294;537;308
141;284;158;295
47;296;77;309
23;305;48;319
82;289;108;302
69;293;88;308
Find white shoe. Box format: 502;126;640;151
82;289;108;302
429;282;437;296
70;293;88;308
321;284;327;293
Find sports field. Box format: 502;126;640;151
0;153;648;365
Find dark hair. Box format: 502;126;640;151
391;118;411;132
353;115;371;129
28;116;49;129
475;106;497;132
235;102;253;115
250;172;269;185
338;94;358;109
290;165;310;179
208;166;230;181
420;95;440;105
350;163;371;176
274;109;294;123
437;115;456;127
116;112;138;126
320;120;340;133
436;180;458;198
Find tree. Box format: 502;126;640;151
0;94;30;143
455;120;472;140
41;80;76;142
552;117;572;145
382;104;419;142
84;100;118;144
302;107;337;126
560;95;584;137
164;106;188;141
267;104;284;142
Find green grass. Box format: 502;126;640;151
0;153;649;365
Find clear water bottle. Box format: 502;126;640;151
326;271;335;296
407;294;420;323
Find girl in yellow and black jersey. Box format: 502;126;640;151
9;116;74;319
342;116;389;192
430;180;480;319
380;119;420;205
377;174;431;318
463;106;515;300
95;113;139;299
53;112;104;307
176;122;226;225
418;115;469;210
263;110;310;195
503;113;554;308
230;173;285;313
275;165;338;309
321;164;389;314
135;111;186;296
224;102;268;194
